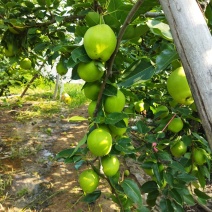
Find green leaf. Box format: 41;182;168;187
81;190;101;203
64;157;74;163
115;137;135;154
27;27;37;34
85;12;103;26
24;1;35;8
140;181;158;193
146;190;159;208
197;166;206;188
205;3;212;26
73;155;82;163
136;120;150;134
183;194;196;206
137;206;150;212
177;173;196;183
147;189;159;200
105;112;128;125
155;44;179;73
169;189;183;206
159;198;173;212
37;0;45;6
194;189;211;200
152;163;162;184
107;0;127;23
171;201;184;212
164;172;174;186
6;2;17;8
122;24;148;41
109;173;123;192
145;134;157;143
202;165;211;179
114;119;126;128
34;43;48;52
147;19;173;41
119;58;155;87
157;150;172;161
69;116;88;121
170;161;186;172
71;46;91;63
69;135;87;158
56;148;76;159
121;179;143;208
75;25;88;37
103;84;117;96
70;64;80;79
55;16;64;23
182;135;193;147
192;132;211;152
196;197;208;207
111;193;133;210
103;13;121;30
140;161;154;170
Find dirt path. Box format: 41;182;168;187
0;101;119;212
0;99;212;212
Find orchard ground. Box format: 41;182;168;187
0;89;121;211
0;84;212;212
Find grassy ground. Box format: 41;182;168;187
1;76;88;120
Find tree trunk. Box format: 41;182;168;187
53;74;60;100
159;0;212;149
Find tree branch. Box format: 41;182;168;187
161;113;177;132
93;0;145;117
7;15;85;29
144;12;164;17
107;0;145;76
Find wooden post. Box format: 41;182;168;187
53;74;60;100
159;0;212;149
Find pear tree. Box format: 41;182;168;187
0;0;212;211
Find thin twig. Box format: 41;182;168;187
188;185;212;212
161;113;177;132
193;196;212;212
93;0;145;117
107;0;145;76
21;15;84;29
20;73;39;98
90;163;124;211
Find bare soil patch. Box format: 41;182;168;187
0;99;211;212
0;102;119;212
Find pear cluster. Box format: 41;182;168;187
78;24;128;194
3;43;32;70
77;24;117;103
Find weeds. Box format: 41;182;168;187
0;173;13;197
10;143;43;159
